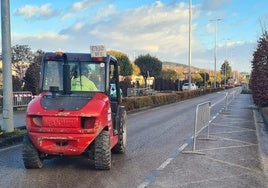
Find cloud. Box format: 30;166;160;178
11;0;254;72
14;3;59;20
91;4;117;21
59;13;75;22
78;1;190;59
22;1;194;62
70;0;108;12
13;32;69;51
72;22;84;31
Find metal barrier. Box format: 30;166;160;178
13;91;33;108
224;87;242;111
183;101;211;154
184;87;242;154
127;87;154;97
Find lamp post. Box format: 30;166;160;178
210;18;221;88
188;0;192;90
1;0;14;133
224;38;230;86
224;62;227;86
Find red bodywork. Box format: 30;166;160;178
26;92;118;155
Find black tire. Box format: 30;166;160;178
94;130;111;170
22;134;43;169
112;108;127;154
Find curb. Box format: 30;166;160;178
253;106;268;177
0;135;24;149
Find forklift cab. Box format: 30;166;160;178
40;47;122;105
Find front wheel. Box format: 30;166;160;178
22;134;43;169
112;108;127;154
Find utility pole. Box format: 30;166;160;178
224;62;227;86
188;0;192;90
224;38;230;86
210;18;221;88
1;0;14;132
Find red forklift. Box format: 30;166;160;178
22;46;127;170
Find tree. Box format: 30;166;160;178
199;72;210;86
0;67;2;89
192;73;202;83
220;60;232;84
162;69;178;80
23;50;44;94
250;31;268;107
107;50;133;77
11;45;34;79
131;62;140;76
134;54;162;87
12;75;22;91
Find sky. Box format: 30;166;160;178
3;0;268;73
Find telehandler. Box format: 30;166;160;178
22;46;127;170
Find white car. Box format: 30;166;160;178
182;83;197;91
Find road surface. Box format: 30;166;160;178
0;89;267;188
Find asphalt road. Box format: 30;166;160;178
0;89;266;188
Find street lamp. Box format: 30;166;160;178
1;0;14;133
210;18;221;88
188;0;192;90
224;38;230;86
224;62;227;86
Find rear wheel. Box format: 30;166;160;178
94;130;111;170
112;108;127;154
22;134;43;169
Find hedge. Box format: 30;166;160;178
122;87;225;112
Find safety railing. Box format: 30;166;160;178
183;101;211;155
183;87;241;155
0;91;33;109
224;87;242;111
127;87;154;97
13;91;33;108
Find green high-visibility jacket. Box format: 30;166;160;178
71;75;98;91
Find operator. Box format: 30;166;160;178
71;65;98;91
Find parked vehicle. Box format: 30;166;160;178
182;83;198;91
22;46;127;170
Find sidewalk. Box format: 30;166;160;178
0;109;26;128
149;94;268;188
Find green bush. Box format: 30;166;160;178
122;89;203;111
121;87;227;112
